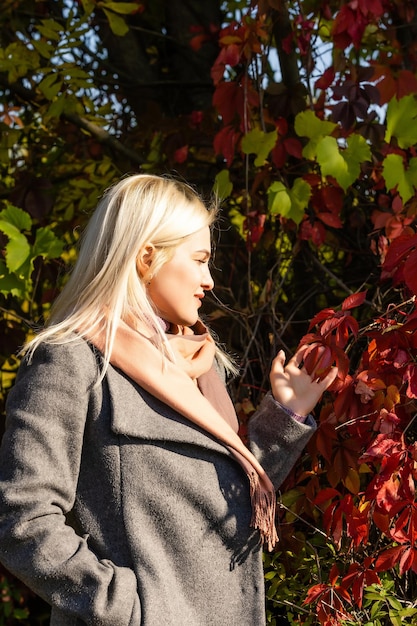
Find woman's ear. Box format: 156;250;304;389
136;243;155;280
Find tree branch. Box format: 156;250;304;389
270;4;300;88
62;112;144;165
0;76;145;165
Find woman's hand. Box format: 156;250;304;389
269;345;338;418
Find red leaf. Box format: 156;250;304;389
405;364;417;399
173;145;188;164
333;347;350;380
222;43;241;67
341;560;380;609
314;488;341;506
189;33;209;52
298;220;326;245
308;309;336;330
213;126;240;166
374;71;397;105
298;333;321;347
375;475;401;511
283;137;303;159
271;142;286;168
397;70;417;99
342;291;367;311
317;211;343;228
320;313;346;336
315;66;335;91
403;249;417;296
375;545;405;571
212;82;240;125
332;5;368;50
303;583;328;605
382;233;417;273
399;546;414;575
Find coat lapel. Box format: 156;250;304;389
106;365;232;456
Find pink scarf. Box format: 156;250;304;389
91;320;278;550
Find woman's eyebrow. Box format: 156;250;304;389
195;249;211;258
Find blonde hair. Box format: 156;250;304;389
27;174;236;375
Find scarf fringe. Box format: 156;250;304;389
249;472;278;552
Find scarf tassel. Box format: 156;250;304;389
248;471;279;552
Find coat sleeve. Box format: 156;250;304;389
248;392;317;490
0;341;140;626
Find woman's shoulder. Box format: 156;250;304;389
20;335;100;384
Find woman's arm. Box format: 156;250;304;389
248;346;337;489
248;392;316;489
0;341;140;625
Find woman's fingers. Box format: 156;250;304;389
286;345;308;370
270;349;286;373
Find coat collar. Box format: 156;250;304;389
106;364;232;456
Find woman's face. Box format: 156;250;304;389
147;226;214;327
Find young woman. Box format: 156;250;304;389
0;174;336;625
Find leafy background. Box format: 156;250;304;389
1;0;417;624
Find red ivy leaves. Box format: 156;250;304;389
296;289;417;611
332;0;386;49
213;125;241;166
211;18;268;85
371;63;417;105
381;231;417;296
376;544;417;576
341;558;380;609
303;564;353;625
298;291;367;385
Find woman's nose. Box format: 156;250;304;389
202;267;214;291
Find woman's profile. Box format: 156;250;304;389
0;174;337;625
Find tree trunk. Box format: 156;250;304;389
96;0;223;119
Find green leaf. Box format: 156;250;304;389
289;178;311;224
316;136;349;188
99;1;138;14
102;8;130;35
0;260;25;297
0;204;32;231
12;609;29;619
385;95;417;149
38;73;63;100
295;110;337;160
316;134;370;191
241;128;277;167
31;38;54;59
214;169;233;200
36;19;63;41
33;227;64;259
0;42;40;82
280;489;303;509
229;207;246;239
267;179;310;225
387;596;403;610
383;154;417;203
344;133;372;176
46;94;66;119
370;601;384;619
267;182;291;217
80;0;95;14
0;225;31;272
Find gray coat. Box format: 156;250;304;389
0;340;316;625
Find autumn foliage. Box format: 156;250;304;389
1;0;417;623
